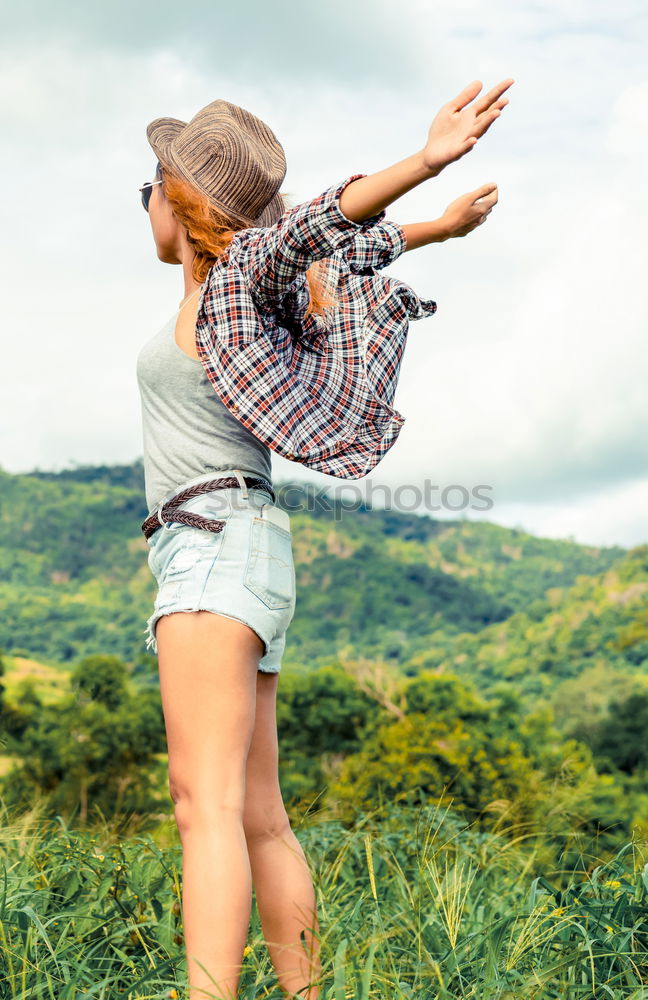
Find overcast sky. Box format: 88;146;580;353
2;0;647;547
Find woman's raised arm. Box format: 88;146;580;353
338;77;514;223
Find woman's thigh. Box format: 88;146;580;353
156;609;262;816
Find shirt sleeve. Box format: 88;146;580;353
234;173;389;304
338;220;407;275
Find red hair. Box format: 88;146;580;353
158;162;337;318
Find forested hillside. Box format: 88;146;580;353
1;460;646;843
0;461;630;673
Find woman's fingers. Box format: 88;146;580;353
471;107;504;139
443;78;513;148
477;97;509;122
448;80;484;113
473;78;515;116
474;183;498;206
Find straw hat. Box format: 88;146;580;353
146;99;287;228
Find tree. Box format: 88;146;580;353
590;690;648;774
1;655;167;827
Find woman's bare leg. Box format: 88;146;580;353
156;609;261;1000
156;608;321;999
243;672;321;999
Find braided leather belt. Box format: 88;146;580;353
141;475;276;541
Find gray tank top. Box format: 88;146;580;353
136;309;272;515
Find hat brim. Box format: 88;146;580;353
146;116;187;167
255;190;286;228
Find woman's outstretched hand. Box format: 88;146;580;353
438;182;499;240
422;78;514;175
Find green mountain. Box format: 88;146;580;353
0;461;636;686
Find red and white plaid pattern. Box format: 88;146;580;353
194;173;438;479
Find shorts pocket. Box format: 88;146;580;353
244;516;295;610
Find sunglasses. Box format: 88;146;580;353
139;173;163;212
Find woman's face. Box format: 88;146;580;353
147;163;183;264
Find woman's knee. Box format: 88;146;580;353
169;763;247;817
171;784;246;834
243;795;292;844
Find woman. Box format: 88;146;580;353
137;79;513;1000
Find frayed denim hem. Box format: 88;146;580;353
142;606;281;674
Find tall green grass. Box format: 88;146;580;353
0;794;646;999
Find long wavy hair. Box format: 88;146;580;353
155;160;337;318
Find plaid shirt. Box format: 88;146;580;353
194;173;437;479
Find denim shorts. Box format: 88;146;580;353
143;469;296;674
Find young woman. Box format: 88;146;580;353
137;79;513;1000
